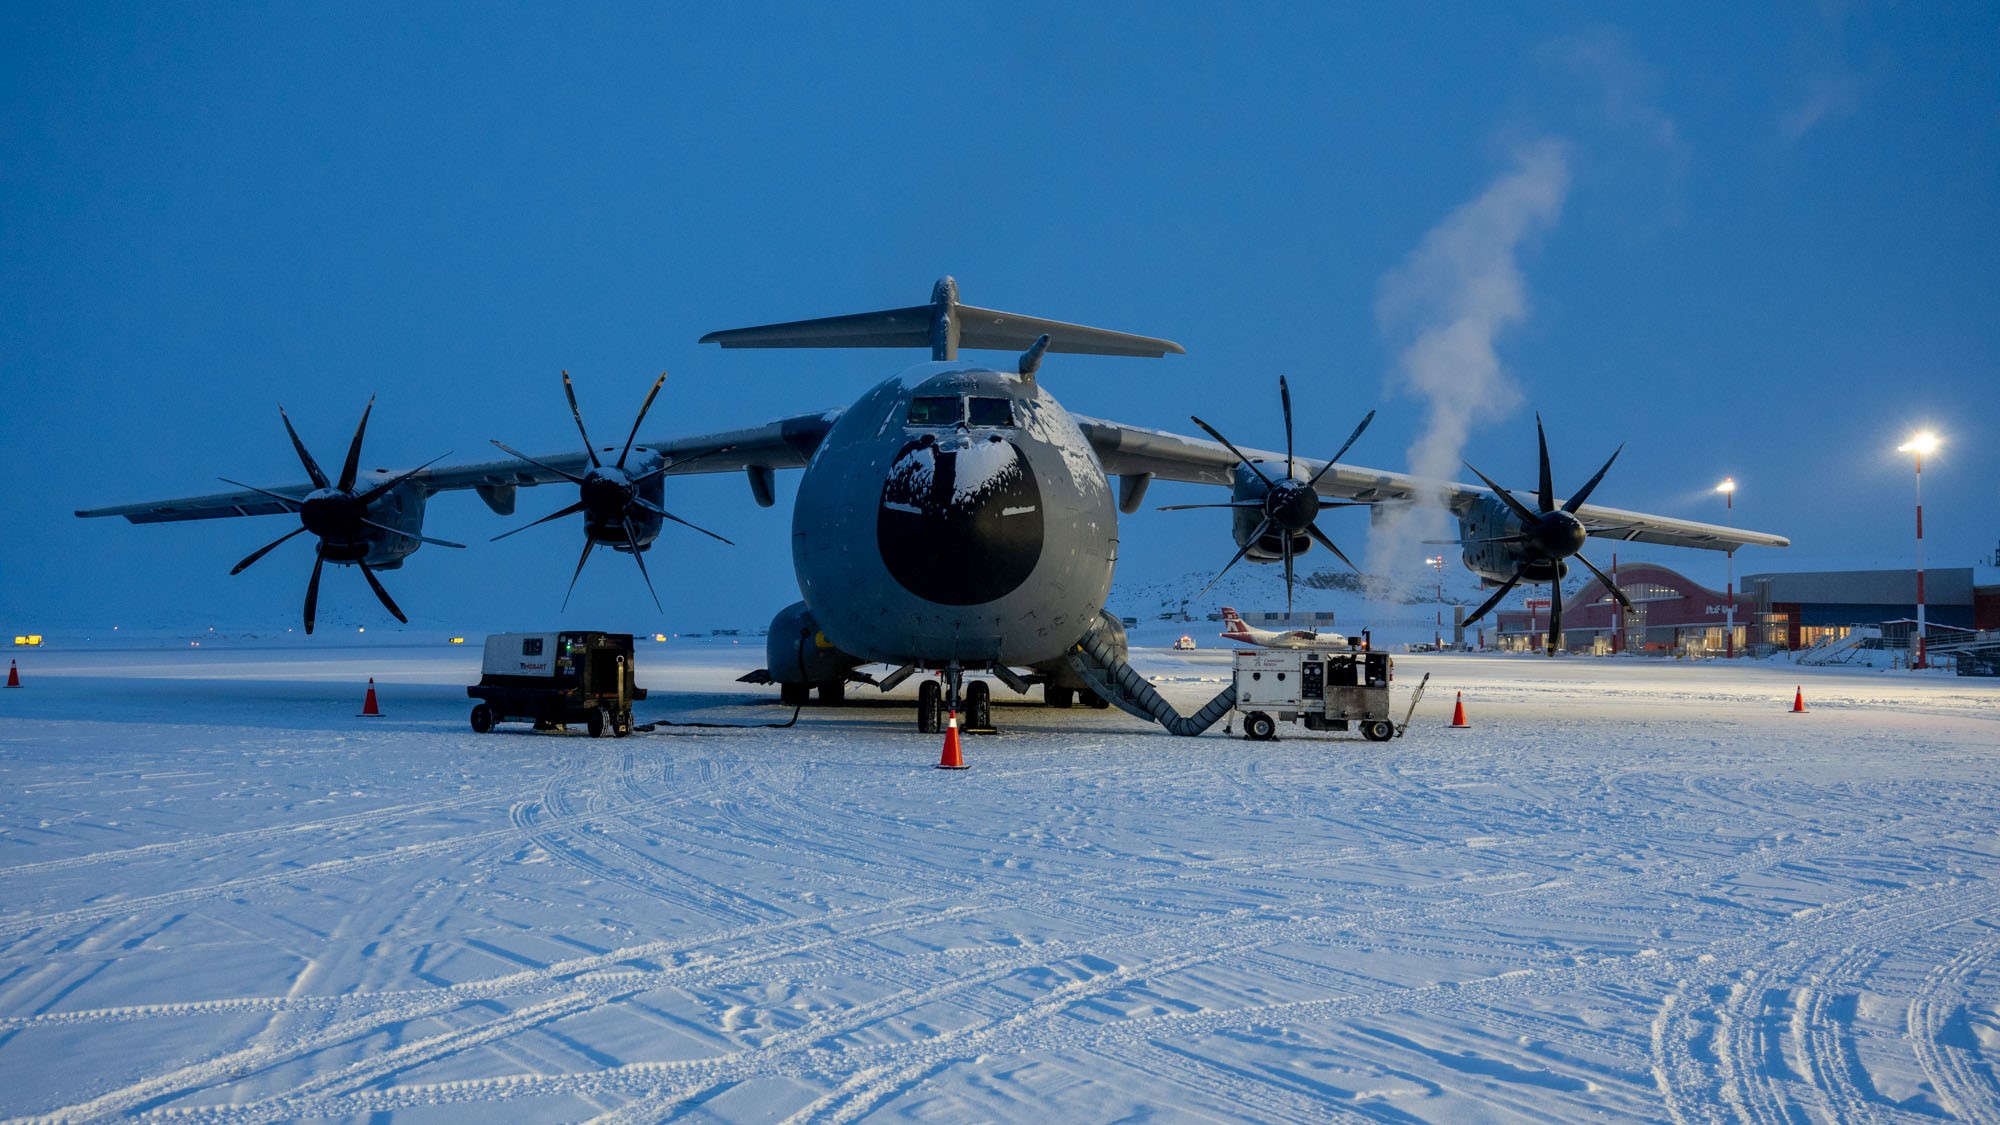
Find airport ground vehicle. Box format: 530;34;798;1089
1231;647;1423;742
467;632;644;736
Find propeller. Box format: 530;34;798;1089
1160;375;1375;616
222;397;462;634
492;371;732;611
1457;414;1635;654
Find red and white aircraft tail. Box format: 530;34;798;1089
1219;606;1351;649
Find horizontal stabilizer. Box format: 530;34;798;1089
700;278;1185;360
701;304;1183;357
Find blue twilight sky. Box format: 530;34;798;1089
3;3;1996;635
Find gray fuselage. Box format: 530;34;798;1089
791;361;1116;668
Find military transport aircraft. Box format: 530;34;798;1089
76;277;1788;735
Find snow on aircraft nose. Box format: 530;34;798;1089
876;434;1044;605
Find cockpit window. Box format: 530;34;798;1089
907;396;961;425
967;397;1015;427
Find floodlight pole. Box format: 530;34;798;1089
1913;448;1929;669
1898;434;1938;669
1717;479;1736;659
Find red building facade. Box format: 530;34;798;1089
1492;562;1753;655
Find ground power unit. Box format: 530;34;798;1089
1232;648;1424;742
467;632;645;737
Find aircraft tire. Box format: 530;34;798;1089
818;679;846;706
1045;685;1074;709
1244;712;1277;741
917;680;941;733
780;682;810;707
1081;689;1110;710
965;680;991;731
470;704;495;734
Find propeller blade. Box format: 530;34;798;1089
1561;444;1625;514
1547;575;1563;655
1536;413;1554;514
622;517;664;612
490;440;586;485
360;518;465;549
1463;460;1540;525
337;396;375;493
230;526;307;575
1304;522;1359;573
351;452;454;507
1156;500;1267;511
561;539;595;610
1194;518;1274;601
1304;409;1377;492
490;500;587;542
357;561;408;624
218;478;304;511
304;548;325;635
1573;552;1634;611
627;442;738;485
279;406;331;490
1461;569;1524;627
562;370;601;468
1282;531;1295;618
645;503;736;546
1190;415;1276;489
616;372;668;471
1279;375;1295;480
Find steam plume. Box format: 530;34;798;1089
1366;140;1570;595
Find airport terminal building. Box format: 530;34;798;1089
1491;561;2000;658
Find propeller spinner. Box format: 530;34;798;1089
492;371;732;611
1457;414;1635;654
1161;376;1375;616
222;398;462;634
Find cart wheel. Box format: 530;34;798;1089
587;706;609;738
1362;720;1394;742
1244;712;1277;741
470;704;495;734
614;710;633;737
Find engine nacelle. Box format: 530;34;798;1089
350;480;432;570
1456;496;1566;587
764;600;865;686
1229;462;1311;562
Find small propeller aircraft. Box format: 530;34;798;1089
1218;607;1351;650
77;277;1788;733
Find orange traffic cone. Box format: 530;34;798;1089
359;677;383;717
1449;691;1469;728
936;709;967;769
4;660;18;688
1790;686;1807;713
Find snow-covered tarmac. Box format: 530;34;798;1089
2;641;1996;1123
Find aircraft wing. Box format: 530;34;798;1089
1077;417;1790;552
76;409;844;524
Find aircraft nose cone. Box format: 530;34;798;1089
876;437;1045;605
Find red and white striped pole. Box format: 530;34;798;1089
1716;479;1736;659
1899;433;1939;669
